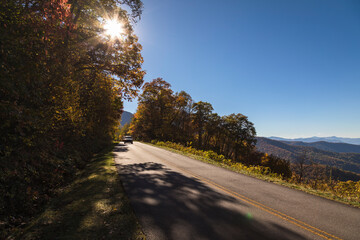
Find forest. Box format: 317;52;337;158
130;78;292;178
129;78;360;204
0;0;144;232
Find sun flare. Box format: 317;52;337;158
103;19;124;39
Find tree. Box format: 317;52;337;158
191;101;213;148
203;113;222;150
0;0;145;229
131;78;175;141
172;91;193;143
119;123;131;139
295;149;309;183
221;113;256;162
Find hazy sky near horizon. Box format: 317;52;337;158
123;0;360;138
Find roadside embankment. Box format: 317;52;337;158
11;144;145;240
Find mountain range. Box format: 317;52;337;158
268;136;360;145
256;137;360;176
283;141;360;154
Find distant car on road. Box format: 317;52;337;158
123;136;133;144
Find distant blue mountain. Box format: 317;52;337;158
120;111;133;126
283;141;360;154
256;137;360;177
268;136;360;145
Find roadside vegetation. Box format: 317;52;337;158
10;144;145;240
1;0;144;237
129;78;360;208
150;141;360;207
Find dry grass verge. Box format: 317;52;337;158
10;144;145;240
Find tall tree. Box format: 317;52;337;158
172;91;193;143
294;149;309;183
203;113;222;150
222;113;257;161
191;101;213;148
0;0;145;227
131;78;175;141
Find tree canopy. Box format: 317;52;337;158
131;78;290;178
0;0;144;231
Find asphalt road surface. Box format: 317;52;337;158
114;142;360;240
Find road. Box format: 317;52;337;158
114;142;360;240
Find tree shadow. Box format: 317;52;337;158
117;162;307;240
17;147;141;240
113;144;129;152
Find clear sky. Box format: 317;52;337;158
123;0;360;138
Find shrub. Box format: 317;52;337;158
154;141;283;179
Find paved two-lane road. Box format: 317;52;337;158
114;142;360;240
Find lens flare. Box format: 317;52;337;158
104;18;124;39
246;212;253;220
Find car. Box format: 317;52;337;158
123;135;133;144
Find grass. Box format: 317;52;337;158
146;141;360;208
12;144;145;240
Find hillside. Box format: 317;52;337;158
268;136;360;145
256;137;360;175
293;163;360;182
284;141;360;154
120;111;134;126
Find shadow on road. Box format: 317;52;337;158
117;161;307;240
113;144;129;152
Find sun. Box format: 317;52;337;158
103;18;124;39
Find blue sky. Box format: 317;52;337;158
123;0;360;138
